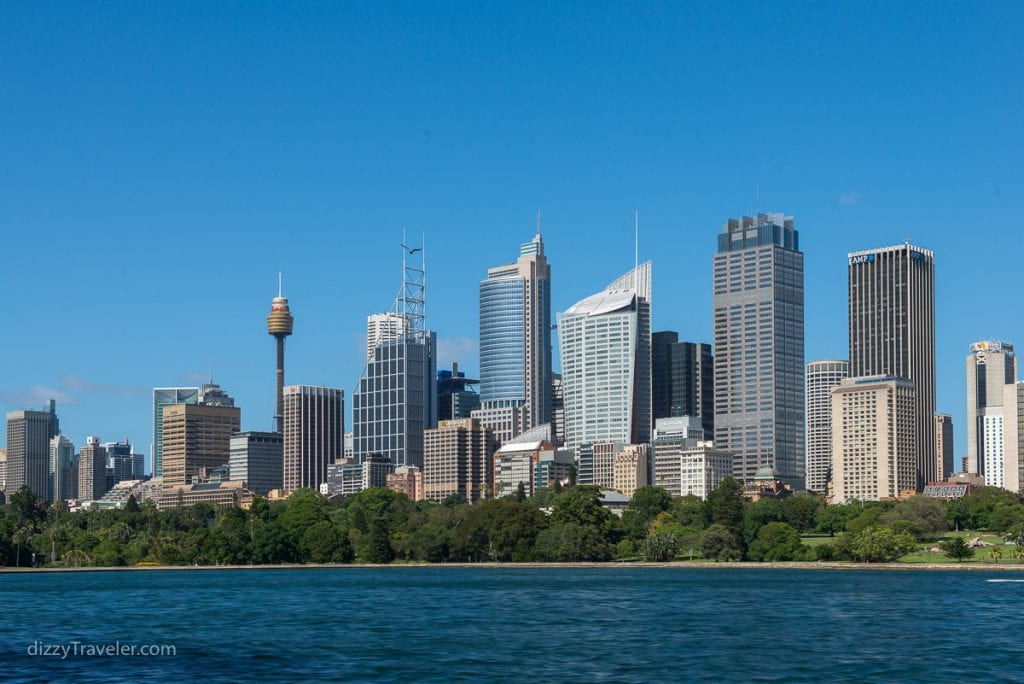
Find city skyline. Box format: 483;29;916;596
2;4;1022;465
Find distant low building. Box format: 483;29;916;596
158;481;254;510
387;465;424;501
322;455;393;497
743;464;794;502
922;481;972;500
613;444;650;498
598;489;630;517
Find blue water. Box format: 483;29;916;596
1;567;1020;681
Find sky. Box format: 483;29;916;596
1;2;1022;466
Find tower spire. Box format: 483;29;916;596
537;210;542;237
634;209;639;276
278;272;283;297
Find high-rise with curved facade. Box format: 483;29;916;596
558;262;652;451
805;359;849;494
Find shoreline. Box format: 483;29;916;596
4;561;1024;573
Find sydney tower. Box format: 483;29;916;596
266;274;294;433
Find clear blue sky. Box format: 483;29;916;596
2;2;1021;466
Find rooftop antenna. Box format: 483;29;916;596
209;353;214;384
537;210;542;236
755;186;760;218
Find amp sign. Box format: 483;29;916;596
849;254;874;265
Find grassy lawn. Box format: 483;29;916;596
901;531;1021;564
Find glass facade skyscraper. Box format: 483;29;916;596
713;213;805;489
474;231;552;444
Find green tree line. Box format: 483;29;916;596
3;479;1024;567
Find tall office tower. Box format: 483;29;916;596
830;376;917;503
437;363;481;421
230;431;284;496
5;404;56;499
558;262;652;451
423;418;494;503
161;403;242;487
267;275;294;434
105;440;145;488
965;341;1017;484
713;213;804;488
474;230;553;444
805;360;850;494
551;374;565;446
935;414;955;480
366;313;407;360
652;331;714;438
49;435;75;502
283;385;344;491
78;436;109;501
0;449;6;491
353;244;437;468
152;388;199;477
848;243;936;487
1002;383;1024;492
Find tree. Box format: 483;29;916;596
849;526;917;563
301;521;352;563
1013;545;1024;563
815;504;858;537
957;487;1023;531
550;486;612;531
940;537;975;563
452;500;546;562
989;546;1004;562
621;486;672;540
706;478;746;545
743;499;784;544
700;524;741;562
747;522;804;562
881;496;949;536
533;522;612;561
781;495;825;533
515;482;527;503
670;495;708;529
643;523;701;562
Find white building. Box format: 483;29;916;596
557;262;651;451
805;360;849;494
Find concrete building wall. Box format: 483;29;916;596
831;377;917;503
283;385;344;492
423;418;494;503
161;404;241;488
805;360;849;494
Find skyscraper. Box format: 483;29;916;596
366;313;407;360
713;213;804;488
78;436;109;501
161;402;241;487
5;402;57;499
353;243;437;467
283;385;344;491
266;275;294;434
152;388;199;477
474;229;552;443
935;414;955;481
49;435;75;503
848;243;936;487
652;331;714;438
966;341;1017;485
805;360;850;494
831;376;917;503
104;439;144;489
558;262;652;451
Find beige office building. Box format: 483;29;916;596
161;404;241;487
5;407;55;499
1002;382;1024;493
423;418;494;503
612;444;650;497
78;436;109;501
386;465;425;501
831;376;917;503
